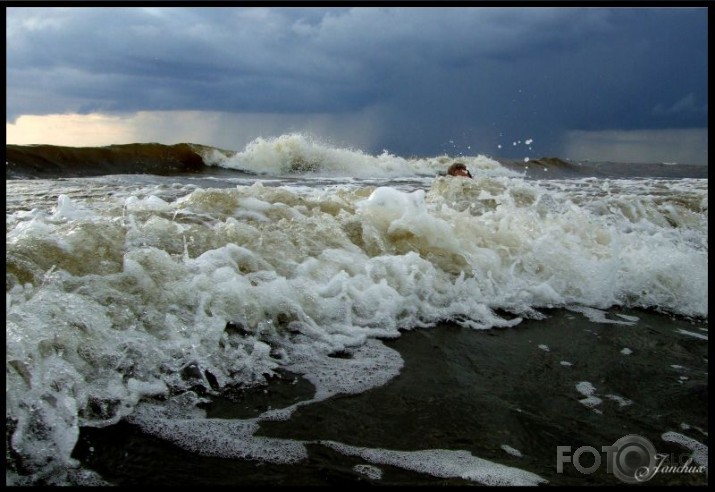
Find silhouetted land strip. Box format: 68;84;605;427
5;143;216;179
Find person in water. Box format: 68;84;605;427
447;162;473;178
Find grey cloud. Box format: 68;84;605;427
6;6;708;161
7;7;382;119
4;7;619;115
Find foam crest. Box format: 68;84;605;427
210;133;516;178
216;134;400;177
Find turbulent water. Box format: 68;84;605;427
5;134;708;485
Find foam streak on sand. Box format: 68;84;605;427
321;441;547;486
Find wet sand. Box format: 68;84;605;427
73;308;708;486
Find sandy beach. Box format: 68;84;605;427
72;308;707;486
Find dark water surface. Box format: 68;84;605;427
73;309;708;486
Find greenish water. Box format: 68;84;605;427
73;309;708;486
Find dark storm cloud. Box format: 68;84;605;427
6;6;708;159
7;7;376;117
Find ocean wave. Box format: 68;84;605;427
209;133;519;179
5;141;708;485
6;134;707;180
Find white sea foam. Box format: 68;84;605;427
676;329;708;341
51;194;96;220
209;133;519;179
576;381;603;410
5;155;707;484
566;306;638;325
501;444;524;457
661;432;708;473
321;441;547;485
353;463;383;480
135;416;309;463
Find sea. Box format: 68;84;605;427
6;134;708;486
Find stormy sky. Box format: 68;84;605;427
6;6;709;164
